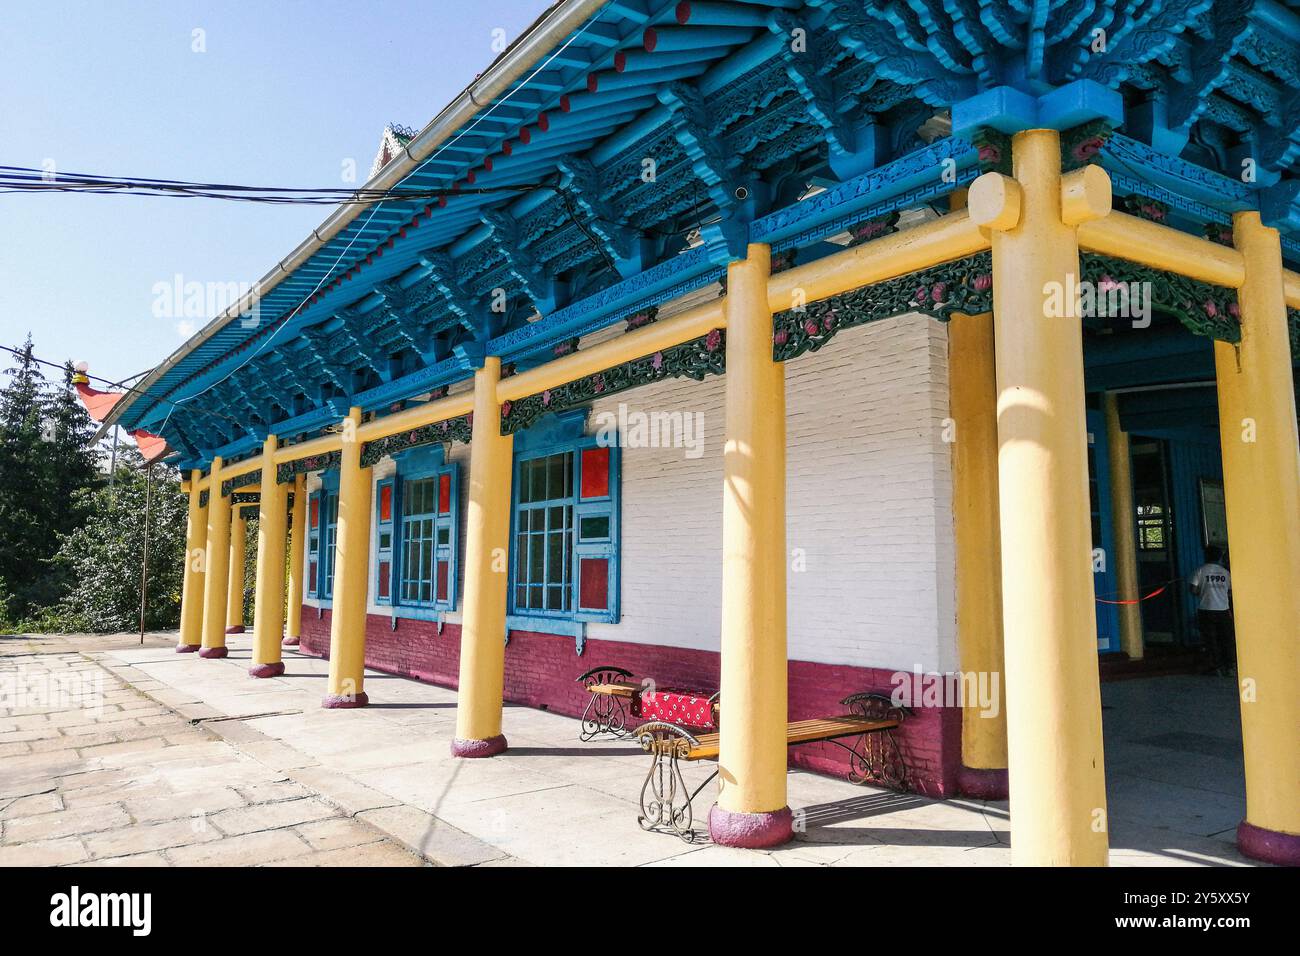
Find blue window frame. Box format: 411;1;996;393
309;472;340;603
306;490;321;598
320;489;339;600
375;477;395;604
508;412;620;626
514;452;576;614
376;446;459;616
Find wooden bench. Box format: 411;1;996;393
576;665;719;741
633;693;910;842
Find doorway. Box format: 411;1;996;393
1130;438;1182;645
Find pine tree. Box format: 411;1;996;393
0;337;105;618
44;361;103;537
0;335;54;617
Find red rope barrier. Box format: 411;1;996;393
1095;582;1174;606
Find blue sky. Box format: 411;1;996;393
0;0;550;384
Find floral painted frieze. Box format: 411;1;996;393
772;252;994;361
220;469;260;497
1060;120;1114;172
971;128;1012;176
275;450;341;485
1078;253;1241;343
500;329;727;435
358;415;473;467
1121;194;1171;224
846;211;900;247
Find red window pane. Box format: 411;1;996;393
379;484;392;522
310;497;320;528
438;473;451;514
580;447;610;499
377;561;390;598
579;557;609;611
436;560;449;602
308;561;318;589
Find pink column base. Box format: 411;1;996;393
281;636;300;647
198;646;229;659
248;662;285;679
175;643;201;653
957;765;1009;800
708;804;794;848
451;735;508;758
225;625;246;634
321;691;369;709
1237;819;1300;866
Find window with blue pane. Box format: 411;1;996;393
306;490;321;598
509;435;619;624
375;449;458;614
320;489;339;599
514;452;575;613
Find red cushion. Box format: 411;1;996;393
640;690;714;729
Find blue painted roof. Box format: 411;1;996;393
112;0;1300;466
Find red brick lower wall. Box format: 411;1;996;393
298;606;960;797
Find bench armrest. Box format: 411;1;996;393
575;665;636;687
634;720;700;758
841;692;912;722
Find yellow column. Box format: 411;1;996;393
949;309;1009;798
284;473;306;647
199;456;233;659
978;130;1109;865
250;436;288;678
1215;211;1300;866
176;468;207;652
1103;391;1144;659
709;243;791;848
226;506;248;633
324;407;373;707
452;357;514;757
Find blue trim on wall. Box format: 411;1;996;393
1087;409;1121;653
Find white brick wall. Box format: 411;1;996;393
306;312;958;673
587;312;957;673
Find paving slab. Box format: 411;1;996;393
4;631;1263;868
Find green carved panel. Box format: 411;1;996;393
359;415;473;467
772;252;994;361
501;329;726;435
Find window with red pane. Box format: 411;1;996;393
374;462;459;613
510;438;619;624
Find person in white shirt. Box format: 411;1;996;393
1190;546;1234;675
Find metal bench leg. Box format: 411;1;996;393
833;729;907;789
579;690;631;742
637;749;715;843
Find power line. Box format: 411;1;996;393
0;165;546;205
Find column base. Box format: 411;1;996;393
451;735;508;758
1237;819;1300;866
281;636;300;647
707;804;794;849
248;662;285;679
321;691;369;709
175;643;201;653
957;765;1009;800
198;646;229;659
225;625;246;634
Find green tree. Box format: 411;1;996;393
50;448;187;632
0;335;55;617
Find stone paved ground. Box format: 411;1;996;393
0;634;427;867
1;631;1260;867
